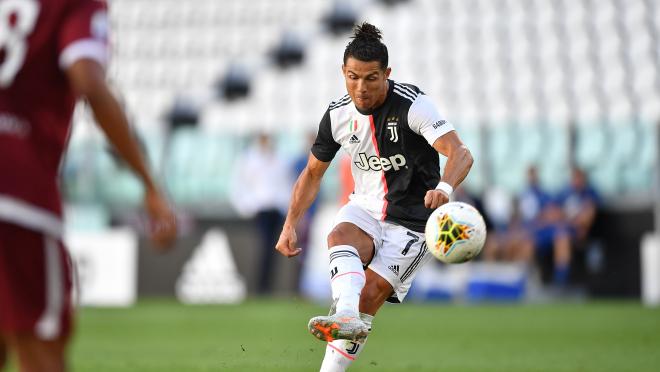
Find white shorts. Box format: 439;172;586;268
333;201;433;303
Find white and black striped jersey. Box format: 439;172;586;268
312;80;455;232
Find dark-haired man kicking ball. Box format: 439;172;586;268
275;22;473;371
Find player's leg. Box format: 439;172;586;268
359;269;395;315
5;333;68;372
482;232;502;261
0;224;73;372
552;229;572;287
0;336;7;369
366;223;433;311
255;210;279;294
318;224;431;372
318;270;393;371
309;203;381;343
319;270;392;371
509;230;535;263
327;221;375;313
319;313;373;372
309;221;374;342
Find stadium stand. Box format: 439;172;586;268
64;0;659;213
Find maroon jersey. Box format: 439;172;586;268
0;0;108;237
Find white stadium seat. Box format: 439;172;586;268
64;0;659;204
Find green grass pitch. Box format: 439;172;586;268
9;299;660;371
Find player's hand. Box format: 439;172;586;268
276;224;302;258
424;189;450;210
144;188;177;251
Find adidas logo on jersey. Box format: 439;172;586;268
354;152;407;172
388;265;400;276
349;135;360;144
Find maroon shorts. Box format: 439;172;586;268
0;222;73;340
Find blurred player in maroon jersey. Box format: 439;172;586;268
0;0;177;370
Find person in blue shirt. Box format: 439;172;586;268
556;166;600;246
518;166;573;287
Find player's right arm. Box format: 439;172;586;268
276;154;330;257
277;109;339;257
56;0;175;248
66;59;177;250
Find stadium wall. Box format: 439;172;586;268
136;218;300;297
131;209;653;299
584;208;654;298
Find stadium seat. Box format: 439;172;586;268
63;0;659;208
574;123;608;170
456;126;484;193
622;122;656;192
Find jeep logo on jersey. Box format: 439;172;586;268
354;153;407;171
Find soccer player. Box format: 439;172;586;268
0;0;176;370
275;23;473;371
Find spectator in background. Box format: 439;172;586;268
230;133;292;294
517;166;572;287
557;166;600;245
453;186;497;260
454;186;523;263
483;166;600;290
453;186;486;220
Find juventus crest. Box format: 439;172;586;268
346;342;360;355
387;117;399;142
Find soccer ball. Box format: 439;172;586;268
424;201;486;264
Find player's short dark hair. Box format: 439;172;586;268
343;22;388;69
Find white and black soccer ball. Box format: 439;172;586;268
424;201;487;264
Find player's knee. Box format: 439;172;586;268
327;225;353;247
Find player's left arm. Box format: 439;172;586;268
407;93;473;209
425;132;473;209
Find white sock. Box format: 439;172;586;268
328;245;366;315
319;313;373;372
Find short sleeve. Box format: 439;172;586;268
407;94;455;146
311;109;340;162
58;0;109;70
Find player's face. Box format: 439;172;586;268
342;57;391;112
